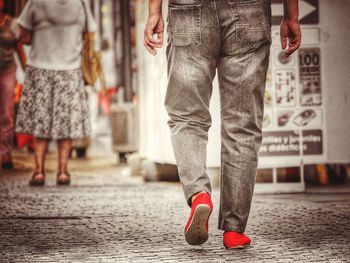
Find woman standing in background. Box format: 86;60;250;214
0;0;26;170
15;0;96;185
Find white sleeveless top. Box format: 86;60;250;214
17;0;97;70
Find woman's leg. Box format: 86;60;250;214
0;68;16;168
57;139;72;183
34;138;49;173
31;138;49;184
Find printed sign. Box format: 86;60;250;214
275;69;296;107
277;108;322;128
260;131;300;156
299;48;321;106
302;129;323;155
271;0;319;25
259;130;323;156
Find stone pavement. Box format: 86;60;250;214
0;153;349;262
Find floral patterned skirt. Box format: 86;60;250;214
16;67;91;140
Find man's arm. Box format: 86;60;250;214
149;0;162;16
144;0;164;55
281;0;301;57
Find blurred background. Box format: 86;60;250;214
2;0;349;193
0;0;349;262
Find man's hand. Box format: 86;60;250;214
280;18;301;58
144;13;164;56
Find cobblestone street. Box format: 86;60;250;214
0;152;349;262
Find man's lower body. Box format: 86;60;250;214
165;0;271;248
0;66;16;170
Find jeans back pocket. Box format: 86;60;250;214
228;0;271;47
168;4;201;48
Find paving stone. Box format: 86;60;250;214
0;164;349;262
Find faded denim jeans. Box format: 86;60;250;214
165;0;271;232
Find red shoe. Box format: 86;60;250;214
223;232;251;249
184;192;213;245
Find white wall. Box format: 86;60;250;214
320;1;350;162
136;0;174;164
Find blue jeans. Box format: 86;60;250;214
165;0;271;232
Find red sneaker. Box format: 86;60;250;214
223;232;251;249
184;192;213;245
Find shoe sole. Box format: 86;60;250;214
185;204;212;245
225;244;250;250
225;243;251;250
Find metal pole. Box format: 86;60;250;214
113;0;123;93
99;0;103;37
120;0;133;102
112;0;120;89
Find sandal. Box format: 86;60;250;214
57;172;71;186
29;172;45;186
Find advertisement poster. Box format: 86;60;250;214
299;48;322;106
260;38;325;164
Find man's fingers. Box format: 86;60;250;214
143;26;163;55
144;30;163;47
144;33;162;48
285;36;301;57
145;28;155;43
281;36;287;50
144;40;156;55
145;28;161;44
280;20;301;57
285;44;297;57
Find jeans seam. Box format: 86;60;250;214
212;0;220;29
